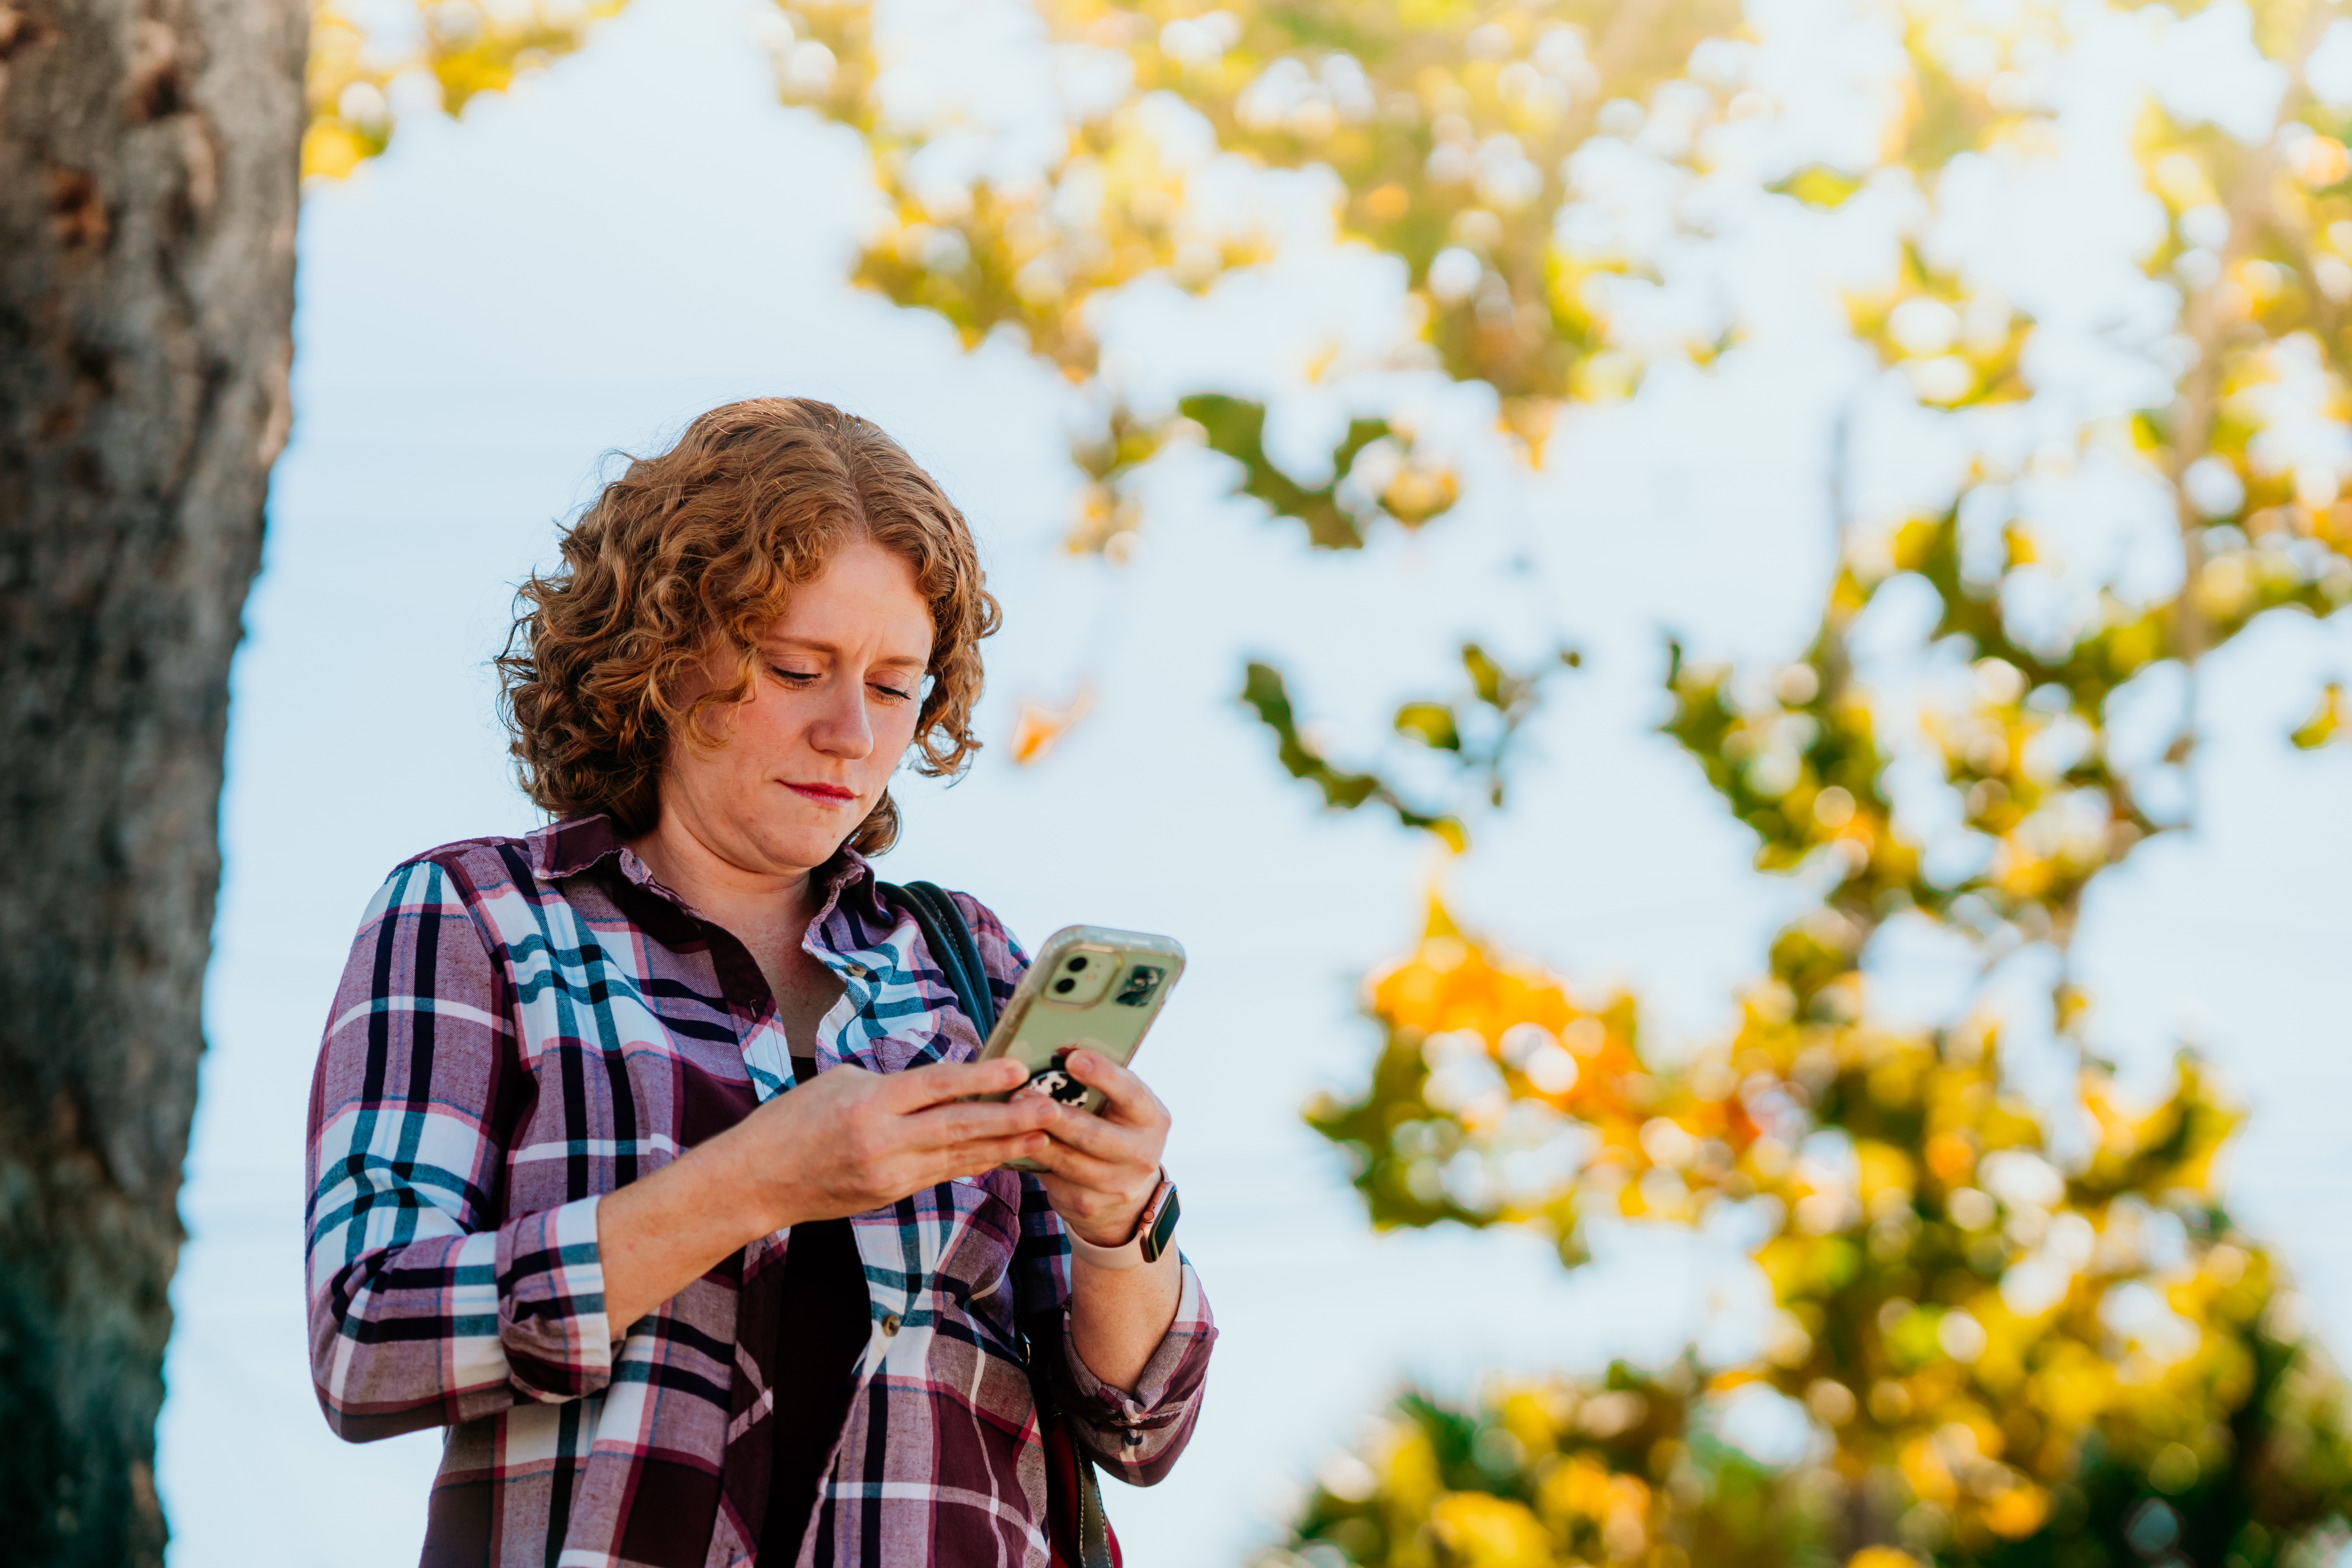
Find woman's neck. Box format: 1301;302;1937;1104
627;814;844;1045
628;810;818;933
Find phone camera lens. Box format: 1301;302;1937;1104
1066;956;1089;971
1052;977;1077;995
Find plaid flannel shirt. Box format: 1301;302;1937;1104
305;815;1214;1567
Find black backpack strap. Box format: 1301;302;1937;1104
876;879;1116;1568
882;879;997;1039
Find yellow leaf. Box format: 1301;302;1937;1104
1984;1483;2050;1538
1008;685;1095;766
1383;462;1461;527
1537;1451;1616;1524
1429;1491;1553;1567
1777;165;1866;209
1924;1131;1977;1187
2296;134;2350;187
2292;682;2343;750
1857;1140;1917;1203
301;121;368;181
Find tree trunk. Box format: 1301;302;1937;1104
0;0;301;1558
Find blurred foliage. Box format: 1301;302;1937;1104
1658;506;2169;977
1008;682;1099;764
303;0;619;179
1295;894;2352;1566
802;0;1693;381
1283;1365;1838;1568
770;0;1768;549
1242;661;1471;846
1182;395;1396;549
1241;642;1579;848
1229;0;2352;1539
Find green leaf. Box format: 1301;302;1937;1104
1181;394;1387;550
1238;660;1464;844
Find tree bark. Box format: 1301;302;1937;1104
0;0;301;1558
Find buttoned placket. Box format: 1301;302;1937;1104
602;846;983;1385
791;867;886;1087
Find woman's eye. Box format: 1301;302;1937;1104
871;684;915;703
770;666;819;685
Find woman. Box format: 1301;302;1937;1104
304;398;1214;1567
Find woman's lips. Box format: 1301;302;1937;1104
785;782;857;807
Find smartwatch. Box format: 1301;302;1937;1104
1065;1174;1180;1270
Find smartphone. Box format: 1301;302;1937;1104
978;925;1185;1171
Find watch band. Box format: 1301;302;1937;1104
1065;1174;1180;1270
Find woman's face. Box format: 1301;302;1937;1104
661;537;935;879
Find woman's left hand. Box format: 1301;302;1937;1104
1025;1048;1170;1248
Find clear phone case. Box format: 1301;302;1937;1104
976;924;1186;1170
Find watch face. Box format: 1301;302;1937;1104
1142;1187;1180;1263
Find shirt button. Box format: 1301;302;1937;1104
844;962;867;979
880;1313;901;1336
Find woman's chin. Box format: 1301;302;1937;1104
752;818;860;871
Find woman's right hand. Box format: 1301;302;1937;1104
597;1056;1054;1332
730;1056;1056;1230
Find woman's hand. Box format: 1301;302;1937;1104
1025;1049;1172;1247
598;1056;1054;1332
744;1057;1058;1229
1028;1049;1183;1393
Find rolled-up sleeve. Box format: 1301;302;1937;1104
305;857;613;1442
1011;1173;1216;1485
1057;1257;1216;1484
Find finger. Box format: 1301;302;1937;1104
1020;1137;1131;1191
1058;1050;1168;1129
904;1097;1058;1148
882;1056;1033;1109
1035;1099;1152;1164
926;1132;1053;1182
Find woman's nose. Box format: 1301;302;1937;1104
809;677;875;758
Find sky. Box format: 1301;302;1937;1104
157;0;2352;1563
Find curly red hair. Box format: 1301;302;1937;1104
499;397;1001;856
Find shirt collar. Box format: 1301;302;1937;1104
526;813;877;925
529;813;627;880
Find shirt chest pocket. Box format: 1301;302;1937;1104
932;1174;1025;1319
